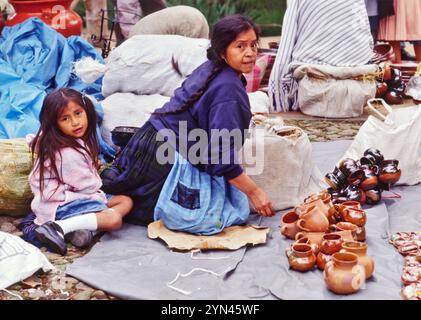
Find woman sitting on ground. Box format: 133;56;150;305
101;15;275;227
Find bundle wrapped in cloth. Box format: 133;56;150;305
293;64;378;118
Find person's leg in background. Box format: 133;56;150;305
368;15;379;43
390;41;402;63
84;0;109;47
113;0;142;45
139;0;167;16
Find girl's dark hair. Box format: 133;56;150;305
31;88;99;196
161;14;259;115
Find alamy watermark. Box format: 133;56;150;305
154;122;265;176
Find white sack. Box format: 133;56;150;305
241;126;323;211
102;35;209;97
248;91;270;114
0;231;54;290
294;64;377;118
128;5;209;39
342;99;421;185
100;93;170;148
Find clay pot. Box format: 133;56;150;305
339;159;364;185
316;251;332;270
320;233;343;255
341;185;364;203
359;165;379;191
295;231;325;246
342;208;367;227
286;244;316;272
280;211;300;240
338;201;362;218
324;167;347;190
382;62;392;80
354;226;366;242
379;160;401;185
375;82;388;97
341;242;375;279
385;90;403;105
330;222;361;242
297;205;330;232
323;252;366;294
363;148;384;164
294;236;319;255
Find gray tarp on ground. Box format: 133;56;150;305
66;140;421;299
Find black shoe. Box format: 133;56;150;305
35;221;67;255
401;48;416;61
64;230;93;248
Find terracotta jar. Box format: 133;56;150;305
342;208;367;227
280;211;300;240
6;0;83;37
331;221;365;242
286;243;316;272
341;242;375;279
297;205;329;232
320;233;343;255
379;160;401;185
338;201;362;217
316;233;343;270
323;252;366;294
294;236;319;255
295;231;325;246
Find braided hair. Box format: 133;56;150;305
157;15;259;115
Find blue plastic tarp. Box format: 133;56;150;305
0;18;114;158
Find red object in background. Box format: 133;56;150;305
0;14;4;34
6;0;82;37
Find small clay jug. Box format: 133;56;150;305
295;231;325;246
330;222;359;242
339;159;364;185
316;251;332;271
341;242;375;279
320;233;343;255
316;233;343;270
294;236;319;255
363;148;384;165
323;252;366;294
379;160;401;185
342;208;367;227
298;205;329;232
280;211;300;239
286;243;316;272
359;165;379;191
338;201;362;218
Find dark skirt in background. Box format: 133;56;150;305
101;121;174;226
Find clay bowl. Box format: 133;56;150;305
385;90;403;105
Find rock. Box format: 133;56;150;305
75;282;93;291
65;277;80;285
92;290;107;299
339;129;357;136
72;289;94;300
45;252;63;261
1;222;16;233
28;288;46;299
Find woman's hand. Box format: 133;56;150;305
248;188;275;217
229;172;275;217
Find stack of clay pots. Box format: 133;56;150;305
376;63;406;105
325;148;401;205
281;191;375;295
389;232;421;300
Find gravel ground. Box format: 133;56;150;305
0;119;363;300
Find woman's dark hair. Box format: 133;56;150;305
31;88;100;196
161;14;259;115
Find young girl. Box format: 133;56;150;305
20;88;133;255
